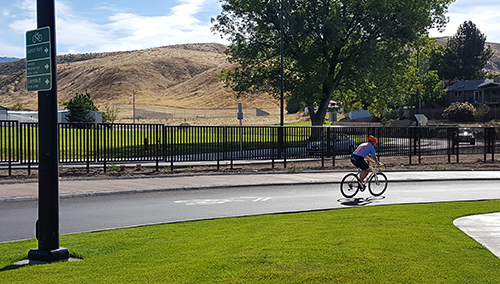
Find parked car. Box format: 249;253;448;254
456;128;475;145
307;133;357;155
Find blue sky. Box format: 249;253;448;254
1;0;500;58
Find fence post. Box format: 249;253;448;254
28;124;32;176
153;124;161;171
484;127;489;162
15;122;20;174
283;127;287;169
493;127;496;161
86;124;91;173
223;126;228;161
216;126;220;171
170;126;174;171
418;128;422;164
278;126;284;161
446;128;455;164
7;122;12;176
454;127;459;163
408;127;412;165
323;127;329;168
230;127;234;170
377;127;381;163
332;127;336;167
271;127;278;170
103;125;107;173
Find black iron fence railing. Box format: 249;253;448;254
0;121;498;175
0;120;18;176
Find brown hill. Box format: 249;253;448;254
1;41;499;115
435;37;500;73
0;43;279;112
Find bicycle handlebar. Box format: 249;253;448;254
370;163;385;170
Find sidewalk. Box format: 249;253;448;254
1;169;499;258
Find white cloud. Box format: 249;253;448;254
8;0;36;32
0;0;226;57
429;1;500;42
57;0;226;54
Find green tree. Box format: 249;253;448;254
435;21;492;81
421;70;446;107
63;92;99;123
101;105;120;123
338;37;446;118
212;0;453;125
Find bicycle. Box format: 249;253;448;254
340;164;388;198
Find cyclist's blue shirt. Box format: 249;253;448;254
353;142;375;158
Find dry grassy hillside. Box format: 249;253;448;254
0;43;279;113
1;41;499;125
435;37;500;73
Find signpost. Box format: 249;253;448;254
26;0;69;263
26;27;52;92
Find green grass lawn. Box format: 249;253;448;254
1;200;500;283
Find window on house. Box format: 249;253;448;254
454;92;461;97
474;91;482;103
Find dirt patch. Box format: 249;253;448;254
1;154;499;183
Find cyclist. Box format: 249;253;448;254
350;135;380;185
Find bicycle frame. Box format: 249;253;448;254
340;164;388;198
356;164;385;182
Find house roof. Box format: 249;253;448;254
478;81;500;88
446;79;492;91
0;105;8;111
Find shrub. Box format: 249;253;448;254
474;104;490;122
286;96;302;114
442;102;476;122
9;102;24;110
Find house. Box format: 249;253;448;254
0;106;7;120
0;107;102;123
446;76;500;106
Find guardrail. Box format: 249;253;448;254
0;121;498;175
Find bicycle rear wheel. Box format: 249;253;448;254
368;172;388;196
340;173;360;198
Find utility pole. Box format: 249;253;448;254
28;0;69;263
133;89;136;123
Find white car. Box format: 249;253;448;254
307;133;357;156
456;128;475;145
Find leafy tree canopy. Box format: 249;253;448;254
212;0;454;125
63;92;98;123
433;21;493;82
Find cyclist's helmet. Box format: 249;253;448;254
368;135;377;144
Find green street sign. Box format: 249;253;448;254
27;58;51;76
26;27;52;92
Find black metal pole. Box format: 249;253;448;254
280;0;284;127
277;0;285;159
28;0;69;262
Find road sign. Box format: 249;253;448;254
26;27;52;92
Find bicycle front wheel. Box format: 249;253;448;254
368;172;388;196
340;173;360;198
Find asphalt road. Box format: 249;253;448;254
2;180;500;243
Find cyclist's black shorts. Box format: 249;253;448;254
351;154;369;170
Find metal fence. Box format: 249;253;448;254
0;121;498;175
